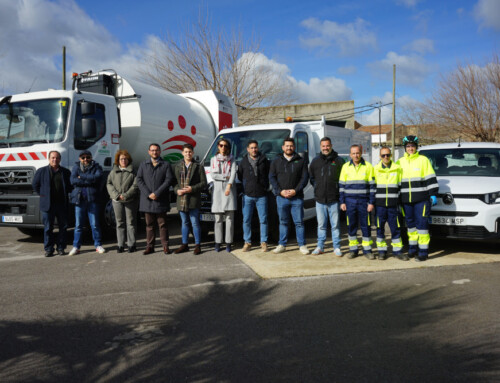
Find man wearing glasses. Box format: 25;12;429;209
137;143;174;255
69;150;105;255
374;147;403;260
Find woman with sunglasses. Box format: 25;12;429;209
210;138;237;252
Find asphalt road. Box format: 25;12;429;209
0;217;499;382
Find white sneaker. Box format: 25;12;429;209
96;246;106;254
69;247;80;256
334;248;343;257
273;245;286;254
299;245;310;255
311;247;324;255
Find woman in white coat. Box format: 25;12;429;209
210;138;237;252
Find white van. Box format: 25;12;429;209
419;142;500;241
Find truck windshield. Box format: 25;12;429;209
420;148;500;177
203;129;291;166
0;98;69;147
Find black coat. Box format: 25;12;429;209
237;153;270;198
309;150;345;204
269;152;309;198
136;158;174;213
32;165;72;212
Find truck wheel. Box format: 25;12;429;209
201;223;212;241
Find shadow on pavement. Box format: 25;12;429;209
0;280;497;382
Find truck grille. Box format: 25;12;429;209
0;168;35;186
430;225;493;239
429;211;478;217
0;198;28;214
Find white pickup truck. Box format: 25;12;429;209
419;142;500;241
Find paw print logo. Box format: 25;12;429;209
101;140;107;149
162;115;197;163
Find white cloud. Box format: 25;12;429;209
0;0;141;94
299;17;377;56
357;93;418;125
368;51;435;86
474;0;500;31
403;38;435;54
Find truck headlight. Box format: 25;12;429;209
485;191;500;204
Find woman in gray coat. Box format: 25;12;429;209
210;138;237;252
106;150;139;253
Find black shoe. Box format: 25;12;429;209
128;245;136;253
45;251;55;257
415;256;428;262
378;251;387;260
215;243;221;252
396;253;410;261
226;244;232;252
117;246;124;253
408;251;417;259
56;249;66;256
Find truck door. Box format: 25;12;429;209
294;131;315;218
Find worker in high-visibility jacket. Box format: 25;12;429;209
374;146;403;261
340;144;376;259
397;135;439;262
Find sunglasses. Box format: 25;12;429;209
218;144;229;148
80;156;92;160
381;154;391;158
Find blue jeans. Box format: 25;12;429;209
242;195;268;244
276;196;305;246
179;209;201;245
73;201;102;248
316;202;341;250
42;204;69;253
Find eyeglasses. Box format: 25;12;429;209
381;154;391;158
80;156;91;160
119;158;128;161
218;144;228;148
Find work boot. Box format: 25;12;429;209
242;243;252;252
395;252;409;261
143;246;154;255
347;250;358;259
261;242;269;252
364;251;375;260
378;251;387;260
415;255;428;262
163;245;172;254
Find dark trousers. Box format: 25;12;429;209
42;204;68;253
346;197;373;253
144;212;169;248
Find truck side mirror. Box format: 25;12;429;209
81;101;96;116
82;118;97;139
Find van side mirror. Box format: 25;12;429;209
81;101;96;116
82;118;97;139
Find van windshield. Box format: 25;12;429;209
420;148;500;177
0;98;69;147
203;129;291;166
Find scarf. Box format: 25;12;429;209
212;153;233;178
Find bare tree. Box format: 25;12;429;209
424;53;500;142
141;12;294;124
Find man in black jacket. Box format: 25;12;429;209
32;150;72;257
309;137;345;256
269;137;309;254
237;140;270;252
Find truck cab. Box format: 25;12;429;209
419;142;500;241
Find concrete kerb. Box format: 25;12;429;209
230;243;500;279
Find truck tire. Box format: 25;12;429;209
17;227;43;237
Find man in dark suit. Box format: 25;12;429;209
32;150;72;257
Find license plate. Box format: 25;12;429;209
2;215;23;223
200;213;215;222
430;216;466;226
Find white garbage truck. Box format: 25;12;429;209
0;69;237;234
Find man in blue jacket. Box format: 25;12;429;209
69;150;105;255
32;151;72;257
269;137;309;255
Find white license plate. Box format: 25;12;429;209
2;215;23;223
200;213;215;222
430;216;466;226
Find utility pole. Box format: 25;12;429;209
391;64;396;154
62;46;66;90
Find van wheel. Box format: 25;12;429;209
17;228;42;237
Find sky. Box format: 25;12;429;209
0;0;499;125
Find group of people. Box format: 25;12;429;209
33;134;438;262
219;134;438;262
32;143;207;257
